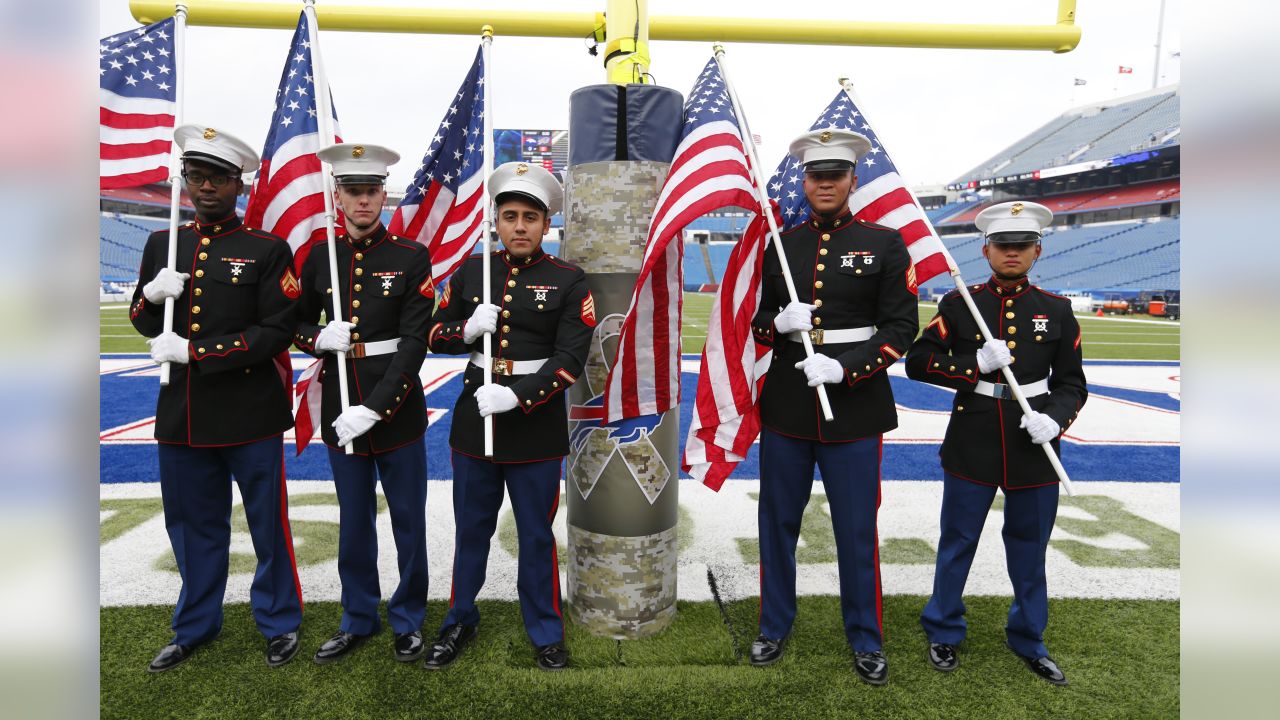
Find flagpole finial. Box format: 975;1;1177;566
481;24;493;38
712;43;724;55
837;77;849;85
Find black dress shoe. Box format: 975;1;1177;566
423;624;477;670
266;631;300;668
147;643;192;673
854;650;889;685
1007;642;1068;685
535;642;569;671
927;642;958;672
749;635;786;666
394;631;425;663
313;630;373;665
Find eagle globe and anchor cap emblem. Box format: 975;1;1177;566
202;128;217;140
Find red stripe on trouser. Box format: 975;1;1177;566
448;451;458;608
758;562;764;625
874;437;884;638
279;456;304;611
548;480;562;618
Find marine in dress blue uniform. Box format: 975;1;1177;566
747;129;920;685
905;201;1088;685
424;163;594;672
293;144;435;664
131;125;303;672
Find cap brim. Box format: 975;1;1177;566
182;152;241;174
333;175;387;186
986;231;1043;244
803;160;855;172
495;190;549;212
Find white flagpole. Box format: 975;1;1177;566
304;0;353;454
714;45;835;422
480;27;496;457
159;2;188;387
838;78;1073;495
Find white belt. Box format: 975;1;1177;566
973;377;1049;400
347;338;399;358
787;326;874;346
470;352;548;376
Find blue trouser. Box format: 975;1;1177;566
920;472;1060;659
158;435;302;646
442;451;563;647
327;438;429;635
758;429;884;652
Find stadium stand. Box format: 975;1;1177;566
955;87;1179;182
101;87;1179;300
919;219;1180;296
101;214;167;283
927;198;983;224
939;178;1180;226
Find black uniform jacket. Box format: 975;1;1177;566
130;214;297;446
429;248;595;463
751;209;920;442
293;224;434;455
905;277;1089;489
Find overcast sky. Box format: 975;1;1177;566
100;0;1181;190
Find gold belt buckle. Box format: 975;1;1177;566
808;328;824;346
492;358;511;375
347;343;366;359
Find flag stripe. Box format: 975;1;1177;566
99;139;171;161
244;11;343;256
99;20;177;189
389;46;487;286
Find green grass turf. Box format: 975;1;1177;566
102;293;1180;361
101;596;1178;720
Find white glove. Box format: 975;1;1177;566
976;339;1013;374
142;268;190;304
315;320;355;353
464;304;501;343
474;384;519;417
332;405;382;446
773;301;816;334
1019;411;1060;445
794;354;845;387
147;332;189;365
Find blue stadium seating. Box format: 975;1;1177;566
100;214;168;283
926;199;983;224
102;213;1178;294
920;219;1180;294
955;89;1179;183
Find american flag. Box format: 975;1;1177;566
601;58;759;423
99;19;177;189
682;208;775;490
768;90;951;282
244;11;342;270
684;89;953;488
388;46;486;285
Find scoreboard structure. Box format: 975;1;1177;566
494;129;569;175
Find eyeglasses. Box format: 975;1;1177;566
182;172;235;187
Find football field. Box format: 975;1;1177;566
99;294;1180;719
